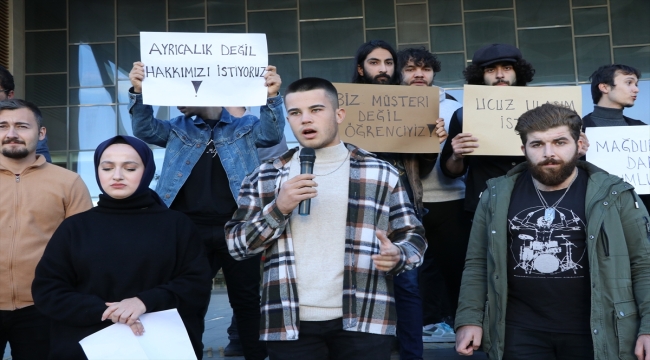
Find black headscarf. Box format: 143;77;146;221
94;135;165;208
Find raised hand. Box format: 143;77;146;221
129;62;145;93
264;65;282;98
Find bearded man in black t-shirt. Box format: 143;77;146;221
455;104;650;360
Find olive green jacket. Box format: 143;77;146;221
455;161;650;360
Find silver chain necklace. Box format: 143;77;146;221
313;150;350;177
532;170;578;222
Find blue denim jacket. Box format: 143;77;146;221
129;91;285;207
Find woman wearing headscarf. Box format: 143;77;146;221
32;135;212;359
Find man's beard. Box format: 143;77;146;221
2;147;29;159
364;72;393;84
527;150;579;187
491;79;515;86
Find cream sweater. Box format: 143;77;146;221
288;142;350;321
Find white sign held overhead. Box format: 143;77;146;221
586;126;650;195
140;31;268;107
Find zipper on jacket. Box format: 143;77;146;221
600;223;610;257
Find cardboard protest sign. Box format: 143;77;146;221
140;32;268;106
463;85;582;156
586;126;650;195
333;83;440;153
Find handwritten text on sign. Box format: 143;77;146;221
586;126;650;195
333;83;440;153
463;85;582;156
140;32;268;107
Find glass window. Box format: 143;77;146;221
396;4;429;44
365;0;395;28
168;0;204;19
366;29;397;50
516;0;570;28
248;0;296;10
168;19;206;32
69;106;117;151
70;151;101;199
208;25;246;33
614;46;650;79
25;0;66;30
610;1;650;46
301;59;355;83
50;152;68;169
572;0;606;6
463;0;512;11
69;0;114;43
464;10;515;58
117;37;140;80
117;80;132;104
248;11;299;53
25;74;67;106
573;7;609;35
434;53;466;87
429;0;462;25
40;107;68;151
69;87;116;105
26;31;67;73
70;44;116;87
207;0;246;24
518;27;575;84
299;0;362;20
300;19;364;59
117;0;166;35
269;54;299;95
575;36;611;82
430;25;464;52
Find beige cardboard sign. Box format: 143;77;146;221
333;83;440;153
463;85;582;156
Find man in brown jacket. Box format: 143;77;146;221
0;99;92;359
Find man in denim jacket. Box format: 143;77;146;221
128;61;285;360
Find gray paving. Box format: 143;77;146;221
4;289;486;360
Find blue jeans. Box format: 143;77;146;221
394;268;423;360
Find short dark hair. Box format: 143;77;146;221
589;64;641;104
396;47;441;74
0;65;15;96
351;40;400;85
515;103;582;145
463;59;535;86
285;77;339;109
0;99;43;128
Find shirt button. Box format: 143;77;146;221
511;162;516;166
186;160;191;165
620;311;625;316
612;191;617;195
603;201;608;206
165;194;170;199
177;173;182;177
593;329;598;334
491;230;496;234
196;144;201;148
589;235;594;239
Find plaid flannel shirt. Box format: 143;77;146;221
225;143;427;341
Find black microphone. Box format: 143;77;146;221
298;147;316;216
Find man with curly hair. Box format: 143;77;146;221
439;44;535;218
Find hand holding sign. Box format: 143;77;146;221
130;62;145;93
435;118;447;143
371;230;401;272
263;65;281;98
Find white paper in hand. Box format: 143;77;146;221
79;309;197;360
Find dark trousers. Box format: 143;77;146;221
419;200;471;324
197;224;266;360
0;305;50;360
503;325;594;360
266;318;393;360
394;268;423;359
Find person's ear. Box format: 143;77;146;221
598;83;610;94
357;65;364;77
39;126;46;141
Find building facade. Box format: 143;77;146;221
4;0;650;200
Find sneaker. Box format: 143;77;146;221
422;322;455;343
223;339;244;356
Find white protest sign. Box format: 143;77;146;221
463;85;582;156
586;126;650;195
140;32;268;107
